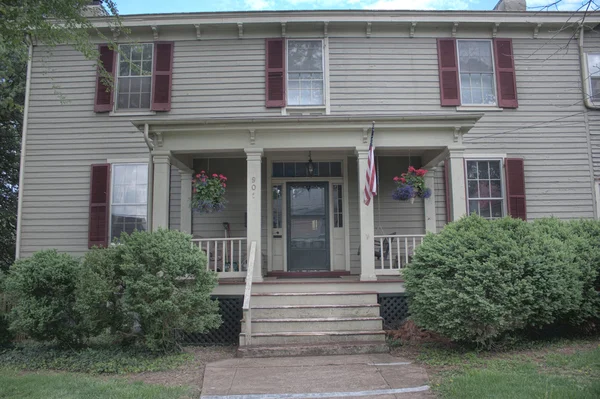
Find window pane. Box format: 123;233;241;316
140;93;151;109
288;90;300;105
479;200;491;218
272;162;283;177
588;54;600;77
284;163;295;177
491;200;503;218
458;41;493;73
131;45;142;60
468;181;479;198
330;162;342;177
272;185;282;228
468;200;479;216
288;41;323;72
592;78;600;102
477;161;489;179
478;181;491;198
489;161;501;179
130;78;141;92
490;180;502;197
142;77;151;93
129;93;140;108
318;162;330;177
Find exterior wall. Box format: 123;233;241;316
169;166;181;231
434;164;447;231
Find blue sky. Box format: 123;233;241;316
115;0;588;15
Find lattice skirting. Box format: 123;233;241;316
176;295;243;345
378;294;410;330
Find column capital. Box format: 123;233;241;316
152;150;172;165
179;170;193;178
447;147;466;158
355;147;370;159
245;148;264;160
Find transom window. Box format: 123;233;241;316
117;44;153;110
110;163;148;240
272;161;342;178
587;54;600;102
466;160;504;219
287;40;324;106
458;40;497;106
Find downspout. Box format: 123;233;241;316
15;38;34;259
142;123;155;230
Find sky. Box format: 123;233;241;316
115;0;590;15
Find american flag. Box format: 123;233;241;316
363;123;377;205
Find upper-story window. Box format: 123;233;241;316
587;54;600;102
457;40;497;106
117;44;153;110
287;40;324;106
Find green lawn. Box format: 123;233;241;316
411;340;600;399
0;370;191;399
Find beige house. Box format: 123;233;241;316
16;2;600;349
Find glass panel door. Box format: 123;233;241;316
287;182;330;271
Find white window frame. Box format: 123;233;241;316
465;157;506;220
109;162;149;241
586;53;600;104
114;43;154;112
283;38;330;114
456;39;498;107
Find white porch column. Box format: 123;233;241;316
448;149;467;221
424;168;437;233
356;149;376;281
152;151;171;230
179;171;193;234
245;148;263;282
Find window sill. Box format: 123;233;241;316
283;106;327;116
109;111;157;117
456;106;502;112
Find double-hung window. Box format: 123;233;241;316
117;44;153;110
110;163;148;240
457;40;497;106
587;54;600;102
466;159;504;219
287;40;324;106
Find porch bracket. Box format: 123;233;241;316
249;129;256;145
492;23;500;38
410;22;417;38
151;25;159;40
194;24;202;40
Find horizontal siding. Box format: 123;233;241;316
434;163;447;231
169;166;181;231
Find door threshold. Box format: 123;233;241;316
266;271;351;279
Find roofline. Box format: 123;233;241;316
93;9;600;28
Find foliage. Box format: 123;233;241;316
403;215;594;347
3;250;83;345
0;369;191;399
113;229;221;351
392;166;431;201
0;342;191;374
191;171;228;213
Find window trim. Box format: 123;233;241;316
283;37;330;114
464;157;507;219
114;43;154;112
456;39;498;107
109;162;149;241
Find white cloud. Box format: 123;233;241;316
245;0;273;10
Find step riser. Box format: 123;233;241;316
237;343;389;358
252;307;380;319
243;319;383;333
239;332;385;346
251;294;377;306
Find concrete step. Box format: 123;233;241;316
239;330;386;346
237;341;389;358
244;317;383;333
250;291;378;306
251;304;380;319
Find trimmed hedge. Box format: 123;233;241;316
403;215;600;347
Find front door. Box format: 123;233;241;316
287;182;330;271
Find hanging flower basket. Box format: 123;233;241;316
191;171;228;213
392;166;431;203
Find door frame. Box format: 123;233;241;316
266;154;350;273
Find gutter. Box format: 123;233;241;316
142;123;154;231
15;38;33;259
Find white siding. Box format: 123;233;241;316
169;166;181;231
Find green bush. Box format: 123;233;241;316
3;250;83;345
403;215;590;347
113;229;221;352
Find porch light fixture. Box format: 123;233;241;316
307;151;315;177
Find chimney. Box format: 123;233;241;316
83;0;108;17
494;0;526;11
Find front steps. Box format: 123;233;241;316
238;291;388;357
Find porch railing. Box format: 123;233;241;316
191;237;247;277
242;241;257;346
373;234;426;275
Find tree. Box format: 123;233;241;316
0;0;121;269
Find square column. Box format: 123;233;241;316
245;148;263;282
179;171;193;234
424;168;437;233
356;149;376;281
448;149;467;221
152;151;171;230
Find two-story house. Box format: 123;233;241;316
15;1;600;350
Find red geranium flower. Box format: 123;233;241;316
212;173;218;177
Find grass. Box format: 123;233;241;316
0;370;191;399
402;338;600;399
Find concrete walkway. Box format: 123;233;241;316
200;354;433;399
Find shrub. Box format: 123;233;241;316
114;229;221;352
403;215;587;347
3;250;83;345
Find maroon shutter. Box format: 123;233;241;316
265;38;285;108
94;45;116;113
89;164;111;248
444;159;452;223
505;158;526;220
493;39;518;108
151;42;174;111
437;38;460;106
